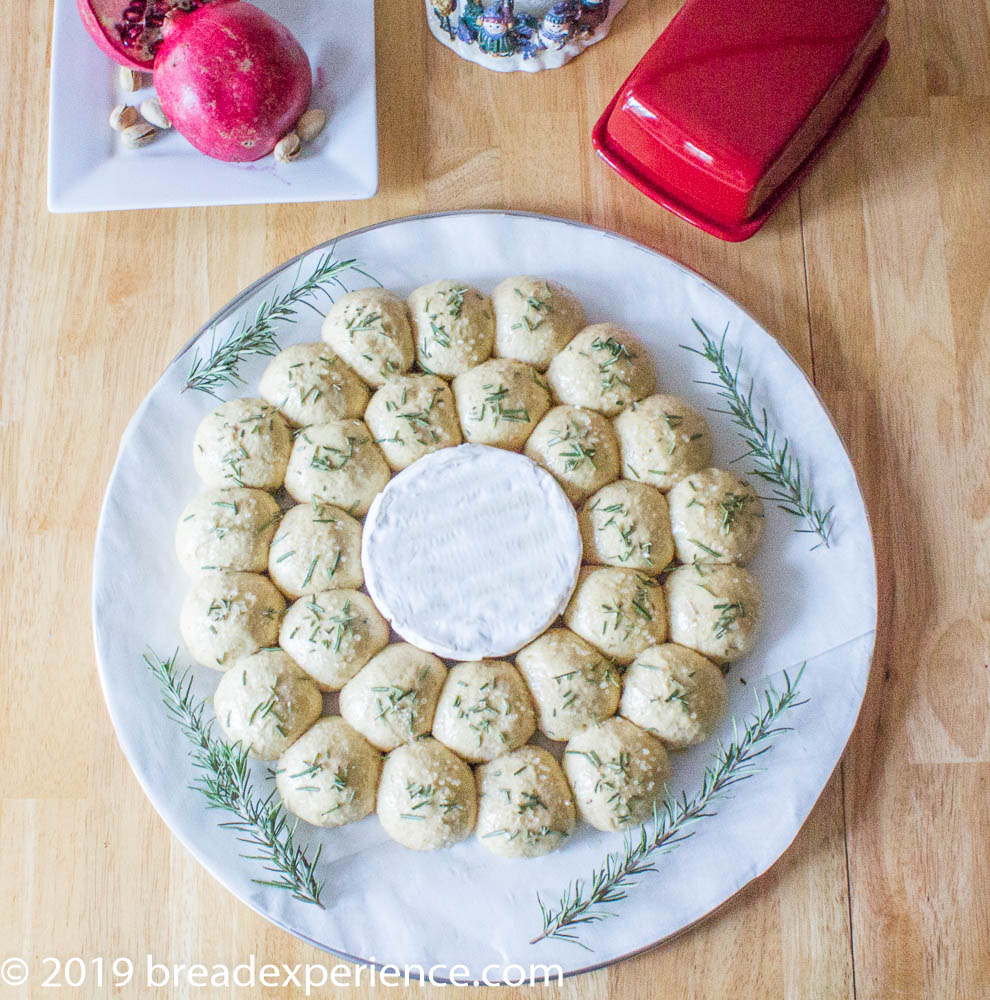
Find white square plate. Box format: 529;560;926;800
48;0;378;212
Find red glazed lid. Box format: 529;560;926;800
593;0;890;241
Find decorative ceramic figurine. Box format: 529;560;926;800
433;0;458;38
539;2;579;50
426;0;627;72
478;2;517;55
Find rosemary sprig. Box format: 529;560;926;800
532;667;806;949
184;250;378;399
683;320;834;549
144;648;325;907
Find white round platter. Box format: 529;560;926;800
93;210;876;982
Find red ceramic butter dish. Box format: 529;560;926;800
592;0;889;241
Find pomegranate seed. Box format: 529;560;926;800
115;21;144;44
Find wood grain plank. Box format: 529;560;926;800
801;9;990;995
609;770;854;1000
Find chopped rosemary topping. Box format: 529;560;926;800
518;790;548;814
255;511;281;535
310;435;358;472
690;538;723;559
595;499;654;566
548;420;597;471
719;492;752;531
373;684;420;736
512;282;553;332
207;598;232;623
592;335;636;396
472;382;531;426
344;307;383;335
300;556;319;590
297;598;360;654
712;601;746;639
445;285;469;318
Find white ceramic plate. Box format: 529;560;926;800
48;0;378;213
93;211;876;982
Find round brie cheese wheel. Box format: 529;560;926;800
361;444;582;660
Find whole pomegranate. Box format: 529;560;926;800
153;1;313;162
77;0;222;70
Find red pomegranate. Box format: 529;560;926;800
76;0;222;70
153;1;313;162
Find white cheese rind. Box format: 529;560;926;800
361;444;582;660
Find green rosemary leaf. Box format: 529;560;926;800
184;250;377;399
681;320;833;549
143;648;325;908
531;667;806;947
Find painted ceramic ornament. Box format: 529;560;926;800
578;0;609;31
426;0;627;72
479;1;515;55
433;0;458;38
539;1;580;50
457;0;483;42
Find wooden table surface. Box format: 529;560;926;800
3;1;988;997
